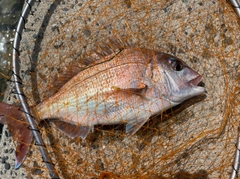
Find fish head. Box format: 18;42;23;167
155;52;205;104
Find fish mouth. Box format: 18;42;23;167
190;75;202;86
189;75;205;92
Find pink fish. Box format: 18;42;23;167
0;44;205;168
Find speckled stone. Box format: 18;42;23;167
5;162;10;170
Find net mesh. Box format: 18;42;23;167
0;0;240;178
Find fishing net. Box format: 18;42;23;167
0;0;240;178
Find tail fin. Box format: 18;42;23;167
0;102;33;169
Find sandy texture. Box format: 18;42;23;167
0;0;239;178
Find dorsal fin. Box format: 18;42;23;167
46;36;134;97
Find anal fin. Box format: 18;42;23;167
52;120;92;140
126;117;149;135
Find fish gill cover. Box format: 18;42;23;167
0;0;239;178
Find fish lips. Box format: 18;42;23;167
189;75;205;93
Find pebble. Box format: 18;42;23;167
5;163;10;170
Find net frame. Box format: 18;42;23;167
12;0;59;178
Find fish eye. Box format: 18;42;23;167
170;59;183;71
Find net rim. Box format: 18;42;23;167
12;0;59;178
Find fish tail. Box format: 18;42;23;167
0;102;33;169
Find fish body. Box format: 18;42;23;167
37;48;204;136
0;47;205;168
37;49;169;130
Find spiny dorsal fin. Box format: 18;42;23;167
46;36;134;97
77;36;134;67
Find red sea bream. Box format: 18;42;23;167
0;44;205;168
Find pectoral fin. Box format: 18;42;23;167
52;120;92;140
112;82;148;98
126;117;149;135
